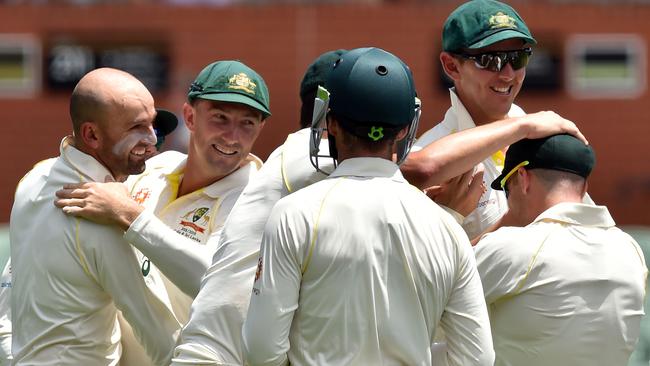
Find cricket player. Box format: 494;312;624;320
402;0;538;239
0;111;177;366
9;68;181;365
475;134;647;365
242;47;494;365
169;51;342;365
169;48;586;365
54;60;269;364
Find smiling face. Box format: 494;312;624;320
184;99;265;182
446;38;528;126
95;90;158;181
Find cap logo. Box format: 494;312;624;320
368;126;384;141
489;12;517;29
228;72;257;94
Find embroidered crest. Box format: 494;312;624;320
179;207;211;238
228;73;257;94
489;12;516;29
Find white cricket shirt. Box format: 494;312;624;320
123;150;261;325
172;128;330;365
412;88;525;239
243;157;494;366
475;202;647;366
10;137;180;365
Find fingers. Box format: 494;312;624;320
55;187;89;199
557;118;588;145
526;111;589;145
54;197;86;209
62;182;91;190
424;186;443;200
61;205;83;216
458;169;474;188
569;128;588;145
468;169;486;198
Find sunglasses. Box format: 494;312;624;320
456;48;532;72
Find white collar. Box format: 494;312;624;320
533;202;616;228
329;157;405;183
60;136;116;183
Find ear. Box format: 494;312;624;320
79;121;101;149
395;125;409;141
183;102;196;132
440;52;462;82
519;168;532;194
326;114;340;138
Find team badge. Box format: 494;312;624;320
133;188;152;204
228;73;257;94
489;12;516;29
179;207;210;239
368;126;384;141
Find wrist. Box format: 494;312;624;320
118;203;144;231
513;115;532;140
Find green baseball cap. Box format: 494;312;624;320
442;0;536;52
187;60;271;118
492;134;595;191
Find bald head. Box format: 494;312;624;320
70;68;153;135
69;68;158;181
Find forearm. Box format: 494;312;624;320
125;211;214;297
402;116;531;189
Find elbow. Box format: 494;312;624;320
402;150;444;189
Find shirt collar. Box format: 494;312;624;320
329;157;405;182
202;153;262;198
449;88;477;131
60;136;117;183
532;202;616;228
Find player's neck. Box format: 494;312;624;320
178;159;231;197
455;92;508;127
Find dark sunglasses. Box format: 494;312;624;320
455;48;532;72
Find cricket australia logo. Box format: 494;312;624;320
489;12;516;29
228;73;257;94
179;207;210;241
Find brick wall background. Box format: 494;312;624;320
1;1;649;224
